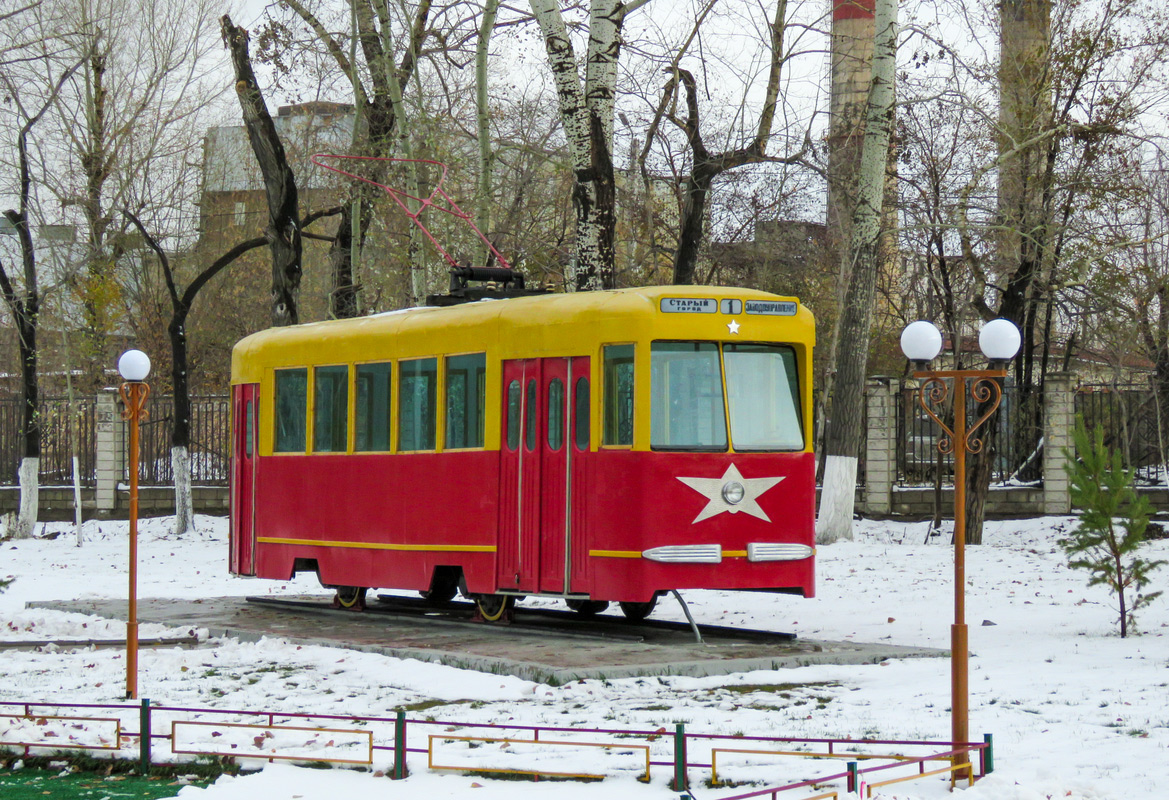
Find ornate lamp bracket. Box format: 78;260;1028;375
119;382;151;420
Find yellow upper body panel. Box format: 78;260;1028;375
231;285;815;383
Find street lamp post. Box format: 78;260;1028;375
118;349;151;700
899;319;1020;782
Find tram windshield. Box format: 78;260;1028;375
651;341;803;451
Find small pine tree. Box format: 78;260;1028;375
1063;422;1165;637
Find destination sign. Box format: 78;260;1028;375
660;297;717;314
745;300;797;316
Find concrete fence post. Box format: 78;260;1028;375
1043;372;1077;515
94;389;123;515
862;377;897;515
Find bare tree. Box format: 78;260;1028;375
222;15;304;328
0;53;84;539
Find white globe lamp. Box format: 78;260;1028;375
978;319;1021;365
118;350;151;382
900;320;943;367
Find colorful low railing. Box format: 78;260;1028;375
0;700;992;796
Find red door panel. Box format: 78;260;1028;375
230;383;258;575
538;359;569;593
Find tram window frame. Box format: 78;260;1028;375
602;344;635;446
649;341;728;452
273;367;308;453
398;357;438;451
444;352;487;450
355;361;393;452
574;377;590;450
312;365;349;453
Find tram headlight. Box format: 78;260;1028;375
722;481;745;505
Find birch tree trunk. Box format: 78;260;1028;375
529;0;648;290
815;0;897;544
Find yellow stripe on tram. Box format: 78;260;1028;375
257;537;495;553
588;550;643;559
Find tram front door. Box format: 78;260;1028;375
498;357;590;595
230;383;258;576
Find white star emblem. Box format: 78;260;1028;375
677;463;783;524
727;319;741;334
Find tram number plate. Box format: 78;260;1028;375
745;300;797;316
660;297;717;313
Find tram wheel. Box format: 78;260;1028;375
474;594;515;623
420;570;459;605
565;599;609;617
334;586;367;610
619;598;656;621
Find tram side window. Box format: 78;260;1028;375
355;362;392;451
445;353;486;449
506;380;521;451
399;357;437;451
313;365;349;453
548;378;564;451
274;368;307;453
603;344;634;446
650;341;727;451
574;377;590;450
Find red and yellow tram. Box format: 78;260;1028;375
229;285;816;620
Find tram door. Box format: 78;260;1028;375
230;383;258;576
498;357;589;594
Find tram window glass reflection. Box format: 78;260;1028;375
313;365;349;452
548;378;564;451
445;353;486;449
650;342;727;450
506;380;521;451
274;368;307;452
603;344;634;445
355;362;392;451
525;379;537;451
399;357;437;451
574;377;589;450
724;343;803;450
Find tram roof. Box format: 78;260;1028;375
231;285;812;381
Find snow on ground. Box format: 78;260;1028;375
1;514;1166;799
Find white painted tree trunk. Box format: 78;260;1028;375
172;445;193;536
13;457;39;540
815;0;897;545
816;455;857;544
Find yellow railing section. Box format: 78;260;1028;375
0;713;122;752
427;733;651;782
171;720;374;766
865;761;973;796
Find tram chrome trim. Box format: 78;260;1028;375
642;544;722;564
747;543;814;562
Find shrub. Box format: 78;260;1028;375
1062;422;1165;637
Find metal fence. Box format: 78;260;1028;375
896;384;1043;487
135;395;231;486
0;396;97;487
1075;384;1167;485
0;699;991;795
0;394;229;488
